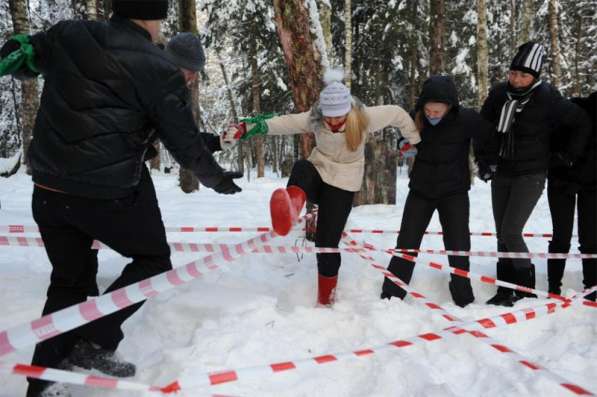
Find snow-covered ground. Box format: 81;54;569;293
0;169;595;397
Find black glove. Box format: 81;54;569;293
550;152;573;169
477;162;496;183
213;171;243;194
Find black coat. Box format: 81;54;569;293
409;76;496;199
27;16;224;198
481;81;591;177
549;92;597;188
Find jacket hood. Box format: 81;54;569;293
415;75;460;112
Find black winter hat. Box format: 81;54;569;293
166;32;205;72
510;41;545;78
112;0;169;20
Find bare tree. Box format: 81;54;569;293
429;0;445;74
8;0;39;174
273;0;323;158
344;0;352;87
249;36;265;177
318;0;334;64
476;0;489;107
548;0;562;87
519;0;534;45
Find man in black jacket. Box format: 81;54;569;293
547;92;596;300
480;42;590;307
0;1;241;396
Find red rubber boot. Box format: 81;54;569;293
317;274;338;306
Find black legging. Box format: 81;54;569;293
383;190;474;306
288;160;354;277
547;179;597;294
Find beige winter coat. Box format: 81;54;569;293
266;105;420;192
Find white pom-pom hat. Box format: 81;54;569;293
320;69;352;117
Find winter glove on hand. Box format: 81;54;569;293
477;162;497;182
0;35;38;79
219;123;246;151
213;171;243;194
549;152;574;169
398;139;417;159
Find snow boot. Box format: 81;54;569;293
514;264;537;300
449;276;475;308
68;339;136;378
486;258;515;306
380;276;407;300
270;186;306;236
39;383;71;397
317;274;338;306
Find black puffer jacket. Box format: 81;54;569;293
27;16;224;198
549;92;597;188
481;81;590;177
409;75;497;199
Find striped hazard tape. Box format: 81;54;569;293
0;224;284;358
342;233;595;396
2;236;596;260
0;224;562;238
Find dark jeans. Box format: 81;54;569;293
547;179;597;294
491;172;545;294
288;160;354;277
27;167;171;395
384;190;474;306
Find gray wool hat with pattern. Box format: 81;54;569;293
319;69;352;117
166;32;206;72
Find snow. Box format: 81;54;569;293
0;150;20;175
0;169;595;397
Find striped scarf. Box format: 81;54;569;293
497;80;542;159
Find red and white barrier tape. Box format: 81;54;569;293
341;233;594;396
0;224;286;358
159;283;585;392
0;362;238;396
0;224;564;238
3;236;596;260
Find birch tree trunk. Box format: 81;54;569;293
250;38;265;178
548;0;562;88
476;0;489;107
218;55;244;173
9;0;39;174
344;0;352;87
429;0;445;74
519;0;534;45
178;0;200;193
318;0;334;65
273;0;323;159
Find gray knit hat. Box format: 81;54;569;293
166;33;206;72
319;81;352;117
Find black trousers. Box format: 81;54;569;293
384;190;474;305
27;167;171;395
288;160;354;277
491;172;545;294
547;179;597;294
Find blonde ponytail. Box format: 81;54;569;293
344;106;369;151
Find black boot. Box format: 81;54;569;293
582;255;596;302
380;276;407;300
27;383;71;397
513;264;537;301
486;258;515;306
449;276;474;308
68;339;136;378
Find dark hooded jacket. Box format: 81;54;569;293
26;16;225;198
480;81;591;177
408;75;497;199
549;92;597;188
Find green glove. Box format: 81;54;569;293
239;113;276;140
0;34;39;78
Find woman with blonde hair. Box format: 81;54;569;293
225;71;420;306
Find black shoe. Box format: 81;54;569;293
449;280;474;308
585;291;596;302
514;291;537;300
381;277;407;300
68;339;136;378
486;290;514;306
